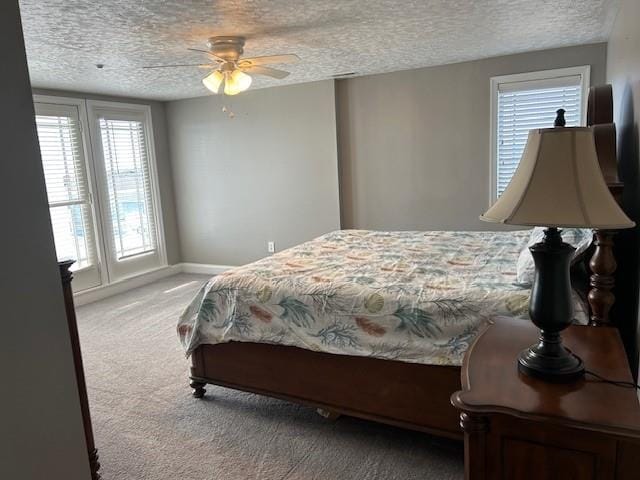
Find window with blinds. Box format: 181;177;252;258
98;117;157;260
35;109;95;271
491;67;589;199
34;96;166;290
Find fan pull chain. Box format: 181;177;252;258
221;105;235;119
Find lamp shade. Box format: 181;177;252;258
224;69;252;96
481;127;634;229
202;70;224;94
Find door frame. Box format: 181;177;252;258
33;95;168;288
33;94;107;291
85;99;168;282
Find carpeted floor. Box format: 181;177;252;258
76;274;464;480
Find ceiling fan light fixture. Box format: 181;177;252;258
202;70;224;93
224;69;252;96
144;36;296;96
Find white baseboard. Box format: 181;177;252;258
179;263;235;275
73;263;236;306
73;265;182;306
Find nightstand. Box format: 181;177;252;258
451;317;640;480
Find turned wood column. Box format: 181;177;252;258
588;230;617;326
59;260;101;480
460;412;489;480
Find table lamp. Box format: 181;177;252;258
481;110;634;382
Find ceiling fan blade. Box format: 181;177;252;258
238;54;299;67
241;65;290;79
187;48;224;63
142;63;215;69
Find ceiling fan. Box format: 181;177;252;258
144;36;299;95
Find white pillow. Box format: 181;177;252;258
516;227;593;286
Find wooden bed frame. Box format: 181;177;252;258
188;85;628;440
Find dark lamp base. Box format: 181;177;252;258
520;227;586;383
518;336;585;383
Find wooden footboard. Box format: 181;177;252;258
190;341;462;440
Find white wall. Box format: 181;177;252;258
167;80;340;266
337;43;607;230
0;1;90;478
606;0;640;375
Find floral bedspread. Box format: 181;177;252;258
178;230;588;366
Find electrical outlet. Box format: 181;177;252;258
267;241;275;254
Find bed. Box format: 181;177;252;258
179;229;590;366
178;85;627;439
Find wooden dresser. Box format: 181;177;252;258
59;260;101;479
451;317;640;480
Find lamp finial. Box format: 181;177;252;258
554;108;566;127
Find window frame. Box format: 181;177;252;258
32;95;167;289
489;65;591;205
86;99;167;282
32;94;105;290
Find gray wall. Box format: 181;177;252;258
337;43;607;230
0;1;90;478
167;80;340;266
32;88;182;265
606;0;640;376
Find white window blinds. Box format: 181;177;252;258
34;96;165;289
496;74;584;197
35;108;95;270
98;116;157;260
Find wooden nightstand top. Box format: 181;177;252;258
451;317;640;438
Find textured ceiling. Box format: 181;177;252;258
19;0;620;101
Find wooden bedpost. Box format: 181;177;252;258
190;347;207;398
588;231;617;326
586;85;624;326
59;260;101;479
190;378;207;398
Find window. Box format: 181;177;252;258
34;99;101;290
99;117;157;259
87;101;166;282
33;96;166;291
490;66;590;201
